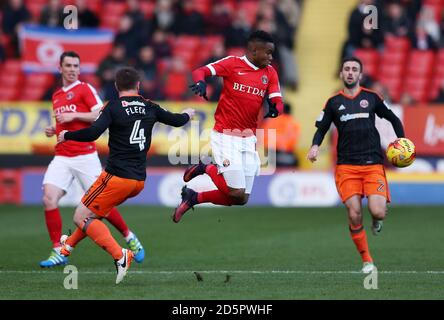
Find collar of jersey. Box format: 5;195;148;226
240;55;259;71
340;86;362;99
62;80;81;92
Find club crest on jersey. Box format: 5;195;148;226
360;99;369;108
66;92;74;100
223;159;230;167
261;75;268;84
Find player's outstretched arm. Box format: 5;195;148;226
155;104;194;127
59;107;111;143
55;110;99;124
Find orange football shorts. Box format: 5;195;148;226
334;164;391;203
82;171;145;217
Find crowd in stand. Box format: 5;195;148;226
0;0;302;101
342;0;444;105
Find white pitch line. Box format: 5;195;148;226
1;270;444;275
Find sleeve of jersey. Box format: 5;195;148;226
375;97;405;138
155;104;190;127
267;68;284;113
312;100;334;146
195;56;234;80
65;104;111;142
83;83;103;112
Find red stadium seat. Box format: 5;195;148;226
384;36;411;53
0;73;22;87
379;77;402;102
406;50;436;77
163;72;188;100
24;73;54;89
100;1;127;30
191;0;211;16
0;87;18;101
404;77;430;103
25;0;46;21
21;87;47;101
354;49;379;78
140;1;156;18
237;1;259;26
2;60;22;73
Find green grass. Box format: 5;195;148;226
0;205;443;299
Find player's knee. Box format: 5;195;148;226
42;193;58;209
348;209;362;225
370;206;386;220
228;189;248;205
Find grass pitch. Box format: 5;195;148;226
0;205;443;299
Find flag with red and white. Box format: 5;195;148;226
19;25;114;73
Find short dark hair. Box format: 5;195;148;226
247;30;274;45
115;67;140;91
341;57;363;72
60;51;80;66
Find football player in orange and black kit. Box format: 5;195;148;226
307;57;405;273
57;67;195;284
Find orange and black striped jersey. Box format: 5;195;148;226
313;87;405;165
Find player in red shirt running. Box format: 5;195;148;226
173;30;284;222
40;51;144;267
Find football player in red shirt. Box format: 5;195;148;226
40;51;145;267
173;30;284;223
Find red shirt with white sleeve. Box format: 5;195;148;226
192;55;283;135
52;80;103;157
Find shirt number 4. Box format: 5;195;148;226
130;120;146;151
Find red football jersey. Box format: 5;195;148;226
205;55;282;134
52;80;103;157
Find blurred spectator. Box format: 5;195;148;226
417;5;440;44
261;102;301;167
205;2;232;35
382;1;411;38
174;1;204;35
150;29;172;59
114;14;143;60
75;0;99;28
151;0;176;33
411;24;438;50
202;42;226;101
125;0;146;30
39;0;64;27
342;0;383;57
400;92;416;105
135;45;163;100
275;0;300;90
2;0;30;57
225;9;252;48
96;44;128;100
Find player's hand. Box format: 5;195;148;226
189;81;208;101
57;130;68;144
182;108;196;120
45;126;56;137
307;145;319;163
55;113;75;124
264;99;279;118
